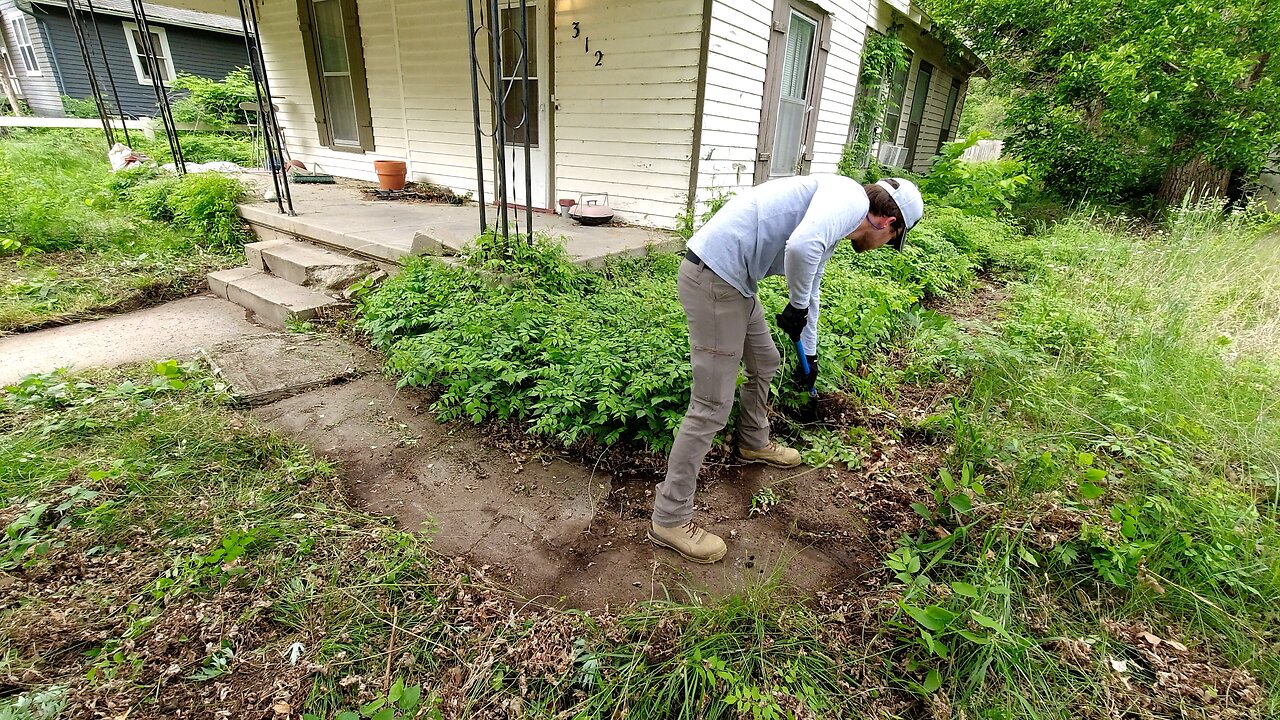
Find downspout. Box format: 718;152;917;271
686;0;712;225
389;0;411;177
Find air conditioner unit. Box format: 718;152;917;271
876;143;909;168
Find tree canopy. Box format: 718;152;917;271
927;0;1280;204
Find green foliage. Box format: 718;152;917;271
0;131;241;329
921;132;1033;214
164;173;249;252
359;212;1003;452
676;188;735;240
929;0;1280;202
0;685;68;720
170;68;258;127
842;31;910;179
319;679;436;720
122;172;249;252
60;95;101;119
882;207;1280;711
955;76;1008;139
137;132;257;165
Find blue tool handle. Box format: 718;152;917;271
795;340;818;397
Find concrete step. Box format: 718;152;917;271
245;239;377;290
208;267;347;328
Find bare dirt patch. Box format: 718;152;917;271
250;373;945;610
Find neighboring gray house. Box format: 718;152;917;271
1;0;248;118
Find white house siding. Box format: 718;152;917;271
552;0;703;228
255;0;407;184
807;0;870;175
1;0;63;116
694;0;768;201
693;0;873;212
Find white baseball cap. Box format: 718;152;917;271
876;178;924;251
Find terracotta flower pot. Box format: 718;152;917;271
373;160;408;191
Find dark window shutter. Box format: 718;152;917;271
296;0;331;146
342;0;375;151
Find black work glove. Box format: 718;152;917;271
775;303;808;342
794;353;818;391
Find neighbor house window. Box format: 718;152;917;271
298;0;374;151
1;47;21;86
122;22;175;84
8;16;40;74
937;77;963;154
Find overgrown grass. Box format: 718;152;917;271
881;201;1280;716
0;130;248;332
0;364;898;718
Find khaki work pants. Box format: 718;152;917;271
651;258;781;527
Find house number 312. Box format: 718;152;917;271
571;22;603;66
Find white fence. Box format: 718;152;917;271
960;139;1004;163
0;116;249;137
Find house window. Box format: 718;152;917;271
903;60;933;168
499;2;538;147
936;77;962;154
881;51;912;146
757;0;830;182
298;0;374;151
1;47;21;88
770;10;818;177
8;16;40;74
122;22;175;85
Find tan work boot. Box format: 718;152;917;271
647;521;728;564
737;440;802;468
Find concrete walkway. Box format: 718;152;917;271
238;176;684;267
0;295;269;386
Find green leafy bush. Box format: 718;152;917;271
133;132;257;166
170;68;257;127
921;132;1032;215
358;211;1009;451
60;95;101;119
125;173;248;252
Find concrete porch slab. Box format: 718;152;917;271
237;176;683;267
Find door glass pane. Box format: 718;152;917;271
500;4;538;146
313;0;350;74
323;75;359;144
503;79;539;146
772;98;805;175
779;13;814;100
500;5;536;78
938;79;960;153
905;62;932;165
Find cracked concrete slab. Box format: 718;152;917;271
203;332;379;406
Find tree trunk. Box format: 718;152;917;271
1156;152;1230;206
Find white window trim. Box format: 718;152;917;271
6;13;42;76
121;21;176;86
